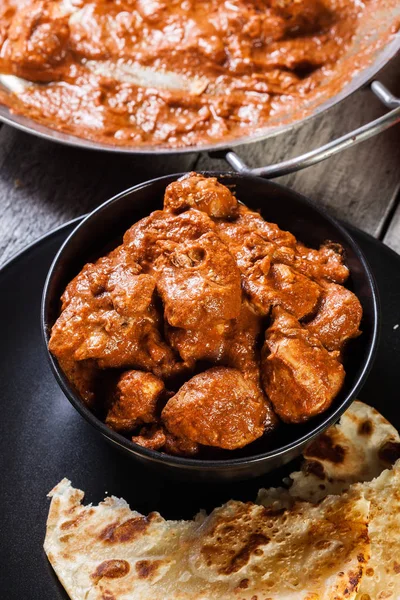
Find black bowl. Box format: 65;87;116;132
41;172;379;482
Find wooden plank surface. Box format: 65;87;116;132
0;127;196;264
196;55;400;244
383;196;400;254
0;55;399;266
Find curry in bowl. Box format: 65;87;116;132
48;173;362;457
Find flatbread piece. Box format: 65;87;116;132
45;479;370;600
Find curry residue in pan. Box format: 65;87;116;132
0;0;376;147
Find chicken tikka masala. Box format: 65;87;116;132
0;0;373;148
49;173;363;457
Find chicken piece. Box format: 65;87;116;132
216;216;277;285
229;204;297;249
215;204;293;283
259;263;322;319
125;208;242;329
162;367;273;450
166;321;232;365
131;424;199;457
105;371;165;433
125;207;242;356
222;302;264;384
166;301;263;385
165;303;266;392
216;207;320;318
261;307;345;424
293;242;349;284
123;208;214;269
155;230;241;329
163;173;238;219
2;0;70;81
49;245;177;376
270;0;333;35
305;282;362;351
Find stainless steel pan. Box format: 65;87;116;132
0;0;399;177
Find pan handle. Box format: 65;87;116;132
214;82;400;179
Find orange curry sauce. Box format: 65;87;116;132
0;0;367;147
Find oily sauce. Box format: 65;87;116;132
0;0;386;147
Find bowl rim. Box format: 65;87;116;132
41;171;380;471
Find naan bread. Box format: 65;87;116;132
45;401;400;600
45;479;370;600
289;401;399;503
259;462;400;600
258;401;400;600
356;460;400;600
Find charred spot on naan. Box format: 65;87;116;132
343;566;363;596
60;508;95;530
378;440;400;466
91;559;130;584
99;513;162;544
358;419;374;436
135;559;165;580
306;432;346;464
304;460;327;480
202;532;270;575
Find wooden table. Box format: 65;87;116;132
1;56;399;266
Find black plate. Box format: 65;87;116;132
1;221;399;599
